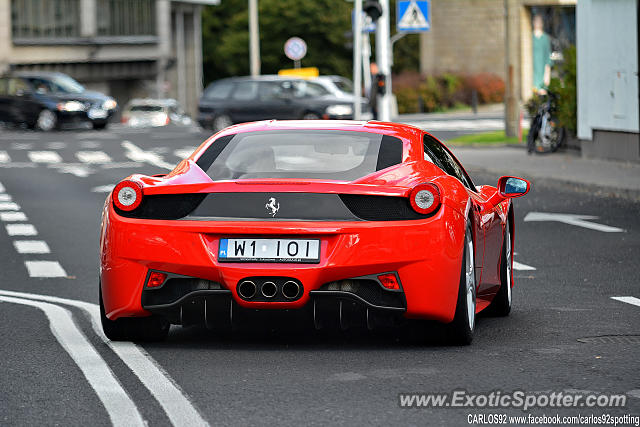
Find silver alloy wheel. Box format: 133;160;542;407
213;114;232;132
505;225;512;306
465;229;476;331
37;109;56;131
303;113;320;120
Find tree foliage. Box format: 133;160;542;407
201;0;421;85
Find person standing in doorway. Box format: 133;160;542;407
532;14;552;94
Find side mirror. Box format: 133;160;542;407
498;176;530;198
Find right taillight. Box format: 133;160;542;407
112;180;143;211
409;182;441;215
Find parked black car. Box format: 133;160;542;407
198;76;372;132
0;71;117;131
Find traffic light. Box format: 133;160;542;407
375;73;386;95
363;0;383;22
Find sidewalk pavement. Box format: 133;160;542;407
449;145;640;199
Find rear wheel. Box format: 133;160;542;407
303;112;321;120
92;122;108;130
99;281;169;342
448;225;476;345
487;219;513;316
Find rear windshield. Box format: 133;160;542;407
129;105;164;112
196;130;403;181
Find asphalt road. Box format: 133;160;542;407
0;124;638;426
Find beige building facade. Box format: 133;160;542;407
0;0;217;117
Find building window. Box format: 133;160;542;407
97;0;156;37
11;0;81;40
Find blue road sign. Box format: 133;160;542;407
397;0;430;32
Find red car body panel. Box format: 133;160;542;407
100;120;520;324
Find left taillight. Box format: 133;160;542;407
409;182;441;215
112;180;143;211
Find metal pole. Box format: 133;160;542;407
249;0;260;77
362;33;371;99
375;0;391;121
353;0;363;120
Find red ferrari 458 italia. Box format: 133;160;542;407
99;120;529;344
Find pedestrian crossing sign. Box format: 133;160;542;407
397;0;430;32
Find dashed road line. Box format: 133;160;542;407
611;296;640;308
524;212;624;233
14;240;50;254
0;295;145;427
46;142;66;150
24;261;67;278
6;223;37;236
174;147;196;159
49;163;93;177
0;150;10;163
28;151;63;163
92;184;115;193
11;142;34;150
0;290;210;427
0;181;4;192
76;151;113;164
0;212;27;221
0;202;20;210
122;140;175;170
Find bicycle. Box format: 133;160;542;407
527;92;566;154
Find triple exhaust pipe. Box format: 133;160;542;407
238;279;302;301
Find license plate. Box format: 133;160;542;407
218;238;320;263
88;108;108;119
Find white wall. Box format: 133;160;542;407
577;0;639;140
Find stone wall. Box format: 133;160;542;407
419;0;506;79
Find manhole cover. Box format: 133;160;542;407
577;335;640;344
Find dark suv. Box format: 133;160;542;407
198;75;371;131
0;71;117;130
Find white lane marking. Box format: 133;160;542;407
25;261;67;278
122;140;174;170
11;142;34;150
92;184;115;193
6;223;37;236
79;140;102;148
174;147;196;159
0;202;20;210
0;150;10;163
28;151;63;164
611;296;640;308
14;240;50;254
76;151;113;164
0;193;12;201
101;162;143;169
49;164;93;177
46;142;67;150
0;211;27;221
0;295;145;427
524;212;624;233
0;290;210;427
0;181;4;192
0;162;37;168
513;261;536;271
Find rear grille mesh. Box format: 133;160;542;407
339;194;436;221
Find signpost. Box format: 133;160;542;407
284;37;307;69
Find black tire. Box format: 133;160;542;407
92;122;108;130
99;281;169;342
303;112;321;120
448;225;476;345
528;114;564;154
486;218;512;316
